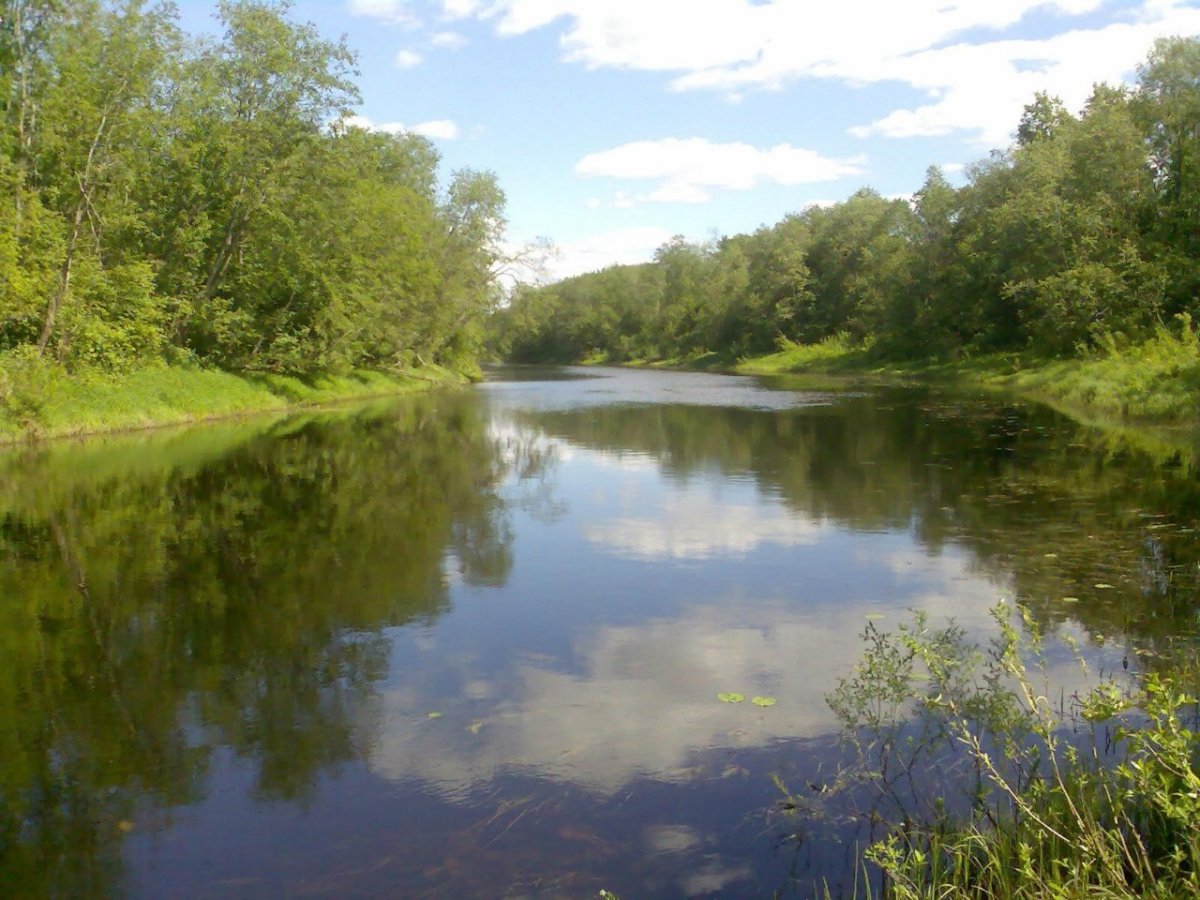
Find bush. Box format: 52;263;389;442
0;345;63;428
798;603;1200;898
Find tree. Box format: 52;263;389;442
1136;36;1200;311
158;0;358;362
1016;91;1073;147
27;0;176;361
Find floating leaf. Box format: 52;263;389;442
467;721;483;734
426;711;443;720
1094;583;1114;590
1061;597;1081;603
718;692;745;704
751;696;777;708
1044;553;1058;559
864;614;885;621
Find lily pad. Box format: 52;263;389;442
426;711;443;720
1095;583;1114;590
751;696;777;708
1062;597;1081;603
718;692;745;704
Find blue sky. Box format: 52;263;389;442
175;1;1200;279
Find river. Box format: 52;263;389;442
2;366;1197;897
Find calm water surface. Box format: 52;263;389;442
3;366;1200;897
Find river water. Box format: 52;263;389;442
2;366;1198;897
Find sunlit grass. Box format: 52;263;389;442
0;360;464;443
734;333;869;375
1001;318;1200;422
731;318;1200;425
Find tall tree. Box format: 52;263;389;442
25;1;175;360
162;0;357;361
1137;36;1200;311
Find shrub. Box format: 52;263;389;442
799;603;1200;898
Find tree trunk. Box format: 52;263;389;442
37;109;110;356
37;200;86;356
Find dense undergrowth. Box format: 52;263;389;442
786;604;1200;899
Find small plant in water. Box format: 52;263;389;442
780;602;1200;898
718;692;745;703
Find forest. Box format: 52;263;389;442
1;0;504;393
492;37;1200;368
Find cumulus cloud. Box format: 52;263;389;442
394;48;424;68
346;0;419;27
464;0;1200;143
441;0;485;18
576;138;866;206
343;113;461;141
411;118;461;139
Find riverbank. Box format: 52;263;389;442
619;322;1200;427
0;362;470;445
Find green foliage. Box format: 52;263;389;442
1006;313;1200;421
814;604;1200;899
0;0;504;410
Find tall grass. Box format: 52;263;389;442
1004;315;1200;422
735;333;869;375
788;604;1200;899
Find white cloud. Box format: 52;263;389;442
430;30;469;49
467;0;1200;143
343;114;461;141
576;138;866;207
541;226;676;280
346;0;419;27
394;48;424;68
411;118;461;139
441;0;485;19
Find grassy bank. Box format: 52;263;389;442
730;321;1200;425
0;359;468;444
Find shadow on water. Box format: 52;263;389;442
3;368;1200;896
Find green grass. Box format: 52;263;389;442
730;319;1200;425
0;360;466;444
734;333;876;375
1000;324;1200;422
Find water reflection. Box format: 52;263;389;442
2;368;1200;896
0;395;515;897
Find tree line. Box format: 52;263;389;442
1;0;505;379
492;37;1200;365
